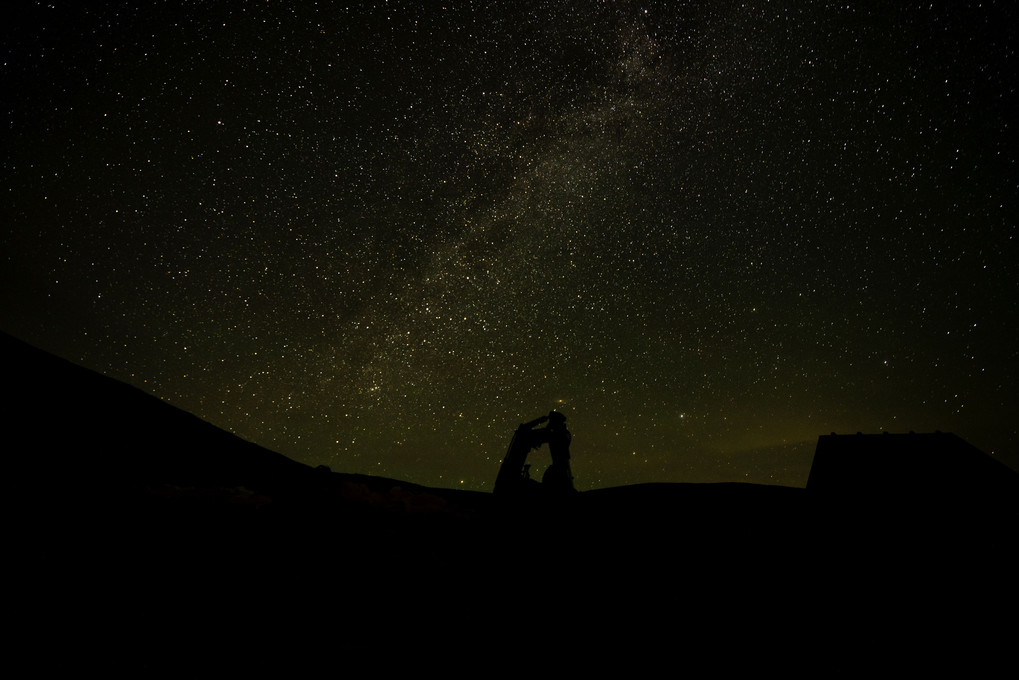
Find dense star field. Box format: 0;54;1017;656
3;1;1016;490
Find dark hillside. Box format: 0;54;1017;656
4;330;1015;672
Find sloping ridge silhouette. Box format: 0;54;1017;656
3;330;487;519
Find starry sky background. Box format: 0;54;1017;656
3;1;1016;490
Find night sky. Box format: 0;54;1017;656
3;1;1016;491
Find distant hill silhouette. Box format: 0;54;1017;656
809;431;1017;513
4;330;1015;672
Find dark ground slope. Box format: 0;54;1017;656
4;330;1016;672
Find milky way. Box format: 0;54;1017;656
3;1;1016;490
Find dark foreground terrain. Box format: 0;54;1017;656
4;331;1015;673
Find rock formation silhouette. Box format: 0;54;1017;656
494;410;576;496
